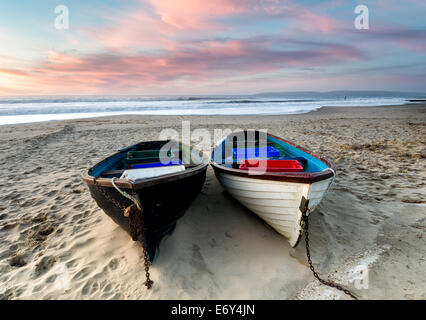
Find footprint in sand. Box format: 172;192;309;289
81;278;100;296
71;213;83;222
34;255;58;277
8;253;27;268
72;203;84;210
108;257;127;270
25;222;57;245
72;266;91;281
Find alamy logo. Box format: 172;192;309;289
158;122;270;175
338;264;369;290
55;5;69;30
53;264;70;291
353;265;369;289
354;5;369;30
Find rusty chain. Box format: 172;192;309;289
302;210;358;300
93;179;127;211
93;179;154;289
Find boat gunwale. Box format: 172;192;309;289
211;131;336;184
82;140;209;190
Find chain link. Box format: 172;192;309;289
302;211;358;299
93;179;154;289
95;183;126;211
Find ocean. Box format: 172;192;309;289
0;91;422;126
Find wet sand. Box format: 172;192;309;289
0;104;425;300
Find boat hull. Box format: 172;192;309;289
213;168;333;247
85;167;207;262
210;130;336;247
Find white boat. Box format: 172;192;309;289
211;130;336;247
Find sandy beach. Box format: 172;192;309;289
0;104;424;300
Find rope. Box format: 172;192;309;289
308;167;336;213
321;167;336;199
111;177;142;211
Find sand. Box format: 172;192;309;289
0;104;424;300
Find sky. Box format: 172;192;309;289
0;0;425;96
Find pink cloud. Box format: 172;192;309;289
85;10;175;51
0;68;28;76
85;0;245;51
0;37;365;95
296;9;338;33
356;26;426;53
84;0;341;53
263;1;340;34
147;0;243;29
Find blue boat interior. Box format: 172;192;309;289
213;132;329;173
89;133;330;179
90;140;200;179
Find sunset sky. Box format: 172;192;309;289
0;0;425;96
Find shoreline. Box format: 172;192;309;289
0;104;424;300
0;103;424;128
